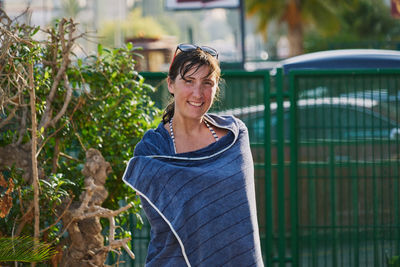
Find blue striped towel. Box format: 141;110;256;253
123;114;264;266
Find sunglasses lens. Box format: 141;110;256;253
175;43;219;59
178;43;197;52
200;46;218;58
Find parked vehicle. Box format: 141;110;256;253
235;97;399;141
279;49;400;74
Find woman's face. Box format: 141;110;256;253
168;64;217;121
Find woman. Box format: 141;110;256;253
123;44;264;266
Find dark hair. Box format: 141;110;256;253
162;48;221;124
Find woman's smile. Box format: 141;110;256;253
188;101;203;107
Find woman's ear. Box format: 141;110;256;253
167;77;174;95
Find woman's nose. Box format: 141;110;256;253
192;83;202;97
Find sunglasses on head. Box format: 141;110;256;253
169;43;219;72
175;43;218;58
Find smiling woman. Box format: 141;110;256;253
122;44;264;266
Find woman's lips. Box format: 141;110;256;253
188;101;203;107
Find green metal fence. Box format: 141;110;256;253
288;69;400;267
122;69;400;267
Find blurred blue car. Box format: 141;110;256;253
279;49;400;73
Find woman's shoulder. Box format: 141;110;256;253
133;122;171;157
206;113;248;132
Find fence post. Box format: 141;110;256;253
275;68;287;266
264;72;273;267
289;72;299;266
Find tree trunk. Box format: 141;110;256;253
59;149;111;267
284;0;304;57
58;148;134;266
287;24;304;57
28;62;40;267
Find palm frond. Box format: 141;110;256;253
303;0;341;35
246;0;289;36
0;236;56;263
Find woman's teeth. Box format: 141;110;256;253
189;101;202;107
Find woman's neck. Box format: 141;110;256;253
172;115;205;137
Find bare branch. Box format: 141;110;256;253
28;61;40;249
122;243;135;260
73;129;87;152
109;216;115;242
51;138;61;173
0;26;32;45
73;203;133;221
59;19;66;52
48;73;73;127
0;106;17;128
16;105;28;145
36;96;84;155
15;202;34;236
59;152;81;162
39;19;77;131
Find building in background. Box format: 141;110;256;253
126;36;176;71
2;0;271;71
3;0;133;56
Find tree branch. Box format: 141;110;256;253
48;73;73;127
40;197;73;234
0;106;17;128
28;61;40;250
38;19;76;131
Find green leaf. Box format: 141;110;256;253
97;44;103;55
31;26;40;36
0;236;56;262
40;180;52;187
126;42;133;50
23;46;31;53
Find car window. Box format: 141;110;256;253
243;104;399;143
339;106;397;139
299;106;397;140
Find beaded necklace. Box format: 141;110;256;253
169;118;219;153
